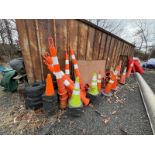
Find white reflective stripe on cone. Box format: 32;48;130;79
92;76;97;81
73;90;80;95
71;55;75;60
65;60;69;64
65;70;70;74
56;71;62;79
97;80;101;83
109;80;114;84
92;82;97;86
64;79;70;86
98;74;101;79
74;82;79;89
74;64;78;69
60;71;65;76
52;56;59;65
114;70;118;75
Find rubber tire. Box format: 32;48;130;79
25;82;45;97
25;98;43;110
42;95;58;103
27;96;42;102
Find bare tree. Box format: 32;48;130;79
88;19;124;36
133;19;151;55
0;19;18;60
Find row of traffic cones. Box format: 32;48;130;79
41;36;136;117
101;60;134;97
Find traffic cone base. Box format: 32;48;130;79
101;90;113;97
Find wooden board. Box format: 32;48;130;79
25;20;42;81
67;20;78;54
77;23;88;60
93;30;102;60
98;33;107;60
106;37;116;69
86;27;95;60
77;60;105;85
55;19;68;71
16;20;34;83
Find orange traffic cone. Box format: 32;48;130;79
48;37;68;109
97;72;102;92
65;51;70;77
120;67;127;85
126;61;134;78
45;74;55;96
112;70;118;91
70;49;80;77
101;73;115;96
70;49;84;90
116;61;122;77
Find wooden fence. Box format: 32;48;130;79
16;19;135;83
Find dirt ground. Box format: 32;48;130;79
0;71;154;135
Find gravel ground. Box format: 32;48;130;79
142;69;155;93
0;73;153;135
41;74;153;135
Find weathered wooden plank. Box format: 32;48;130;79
106;37;116;69
77;23;88;60
25;20;42;81
92;30;102;60
67;19;78;54
86;27;95;60
55;19;68;70
103;35;112;62
98;33;107;60
115;41;124;67
36;19;49;80
110;39;119;68
16;19;34;83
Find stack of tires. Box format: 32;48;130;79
25;81;45;110
42;93;58;116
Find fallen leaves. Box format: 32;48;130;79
112;110;117;115
103;117;111;124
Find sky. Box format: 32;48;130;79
119;19;155;47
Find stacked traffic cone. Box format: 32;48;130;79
126;61;134;78
97;72;102;93
42;74;58;116
65;51;70;77
70;49;84;90
101;72;115;96
45;74;55;96
111;70;118;91
120;67;127;85
42;37;90;112
116;61;122;78
68;77;83;117
87;73;99;103
48;37;68;109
